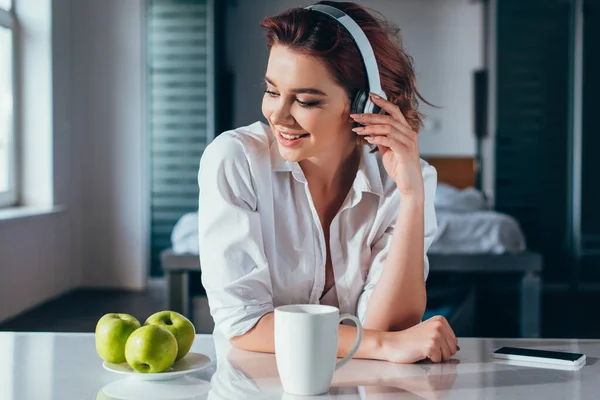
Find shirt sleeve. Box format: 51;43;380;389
356;162;438;323
197;134;274;340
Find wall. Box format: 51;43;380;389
0;0;76;323
70;0;148;289
225;0;484;157
0;0;147;323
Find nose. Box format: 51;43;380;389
270;99;295;126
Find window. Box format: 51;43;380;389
0;0;16;207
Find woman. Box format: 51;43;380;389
198;1;458;364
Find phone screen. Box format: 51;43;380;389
494;347;584;362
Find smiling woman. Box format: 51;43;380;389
197;1;458;364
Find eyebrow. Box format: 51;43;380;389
264;76;327;96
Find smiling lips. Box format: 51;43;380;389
280;132;305;140
275;128;309;147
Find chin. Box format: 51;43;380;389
277;145;306;163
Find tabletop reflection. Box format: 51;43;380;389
206;334;458;400
98;375;211;400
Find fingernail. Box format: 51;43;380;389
370;93;380;99
350;114;363;119
352;127;364;133
365;136;374;141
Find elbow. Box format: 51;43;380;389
399;292;427;329
389;291;427;332
363;310;424;332
365;294;427;333
389;309;425;332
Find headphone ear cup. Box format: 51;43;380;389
351;90;369;115
371;103;382;115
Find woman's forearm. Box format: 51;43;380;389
363;197;427;332
230;312;386;360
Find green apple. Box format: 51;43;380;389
95;313;141;364
144;310;196;360
125;325;178;373
96;389;113;400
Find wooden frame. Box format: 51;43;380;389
425;157;476;189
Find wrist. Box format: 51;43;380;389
375;331;394;361
399;195;425;209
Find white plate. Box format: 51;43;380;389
103;352;213;381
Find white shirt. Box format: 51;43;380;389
320;284;339;308
198;121;438;340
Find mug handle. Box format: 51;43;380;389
335;314;363;371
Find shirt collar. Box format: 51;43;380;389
268;129;384;197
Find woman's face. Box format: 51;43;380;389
262;45;354;163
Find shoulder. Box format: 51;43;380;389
199;123;273;206
200;121;272;169
205;121;271;157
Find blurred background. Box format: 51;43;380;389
0;0;598;339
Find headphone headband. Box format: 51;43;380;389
305;4;387;104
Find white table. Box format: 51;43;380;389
0;332;598;399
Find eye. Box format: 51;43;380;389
296;99;321;108
264;89;279;97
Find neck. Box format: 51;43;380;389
300;140;361;195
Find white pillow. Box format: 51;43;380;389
435;183;489;212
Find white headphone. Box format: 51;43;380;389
305;4;387;114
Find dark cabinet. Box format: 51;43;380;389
495;0;572;283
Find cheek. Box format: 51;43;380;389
299;108;349;137
292;108;321;133
261;96;271;120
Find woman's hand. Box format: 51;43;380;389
381;315;459;364
351;94;424;198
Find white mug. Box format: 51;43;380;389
274;304;364;396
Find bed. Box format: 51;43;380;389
424;157;542;338
161;156;542;337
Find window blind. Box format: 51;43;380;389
147;0;212;276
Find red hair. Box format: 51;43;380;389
260;1;431;133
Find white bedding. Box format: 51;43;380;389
170;183;526;255
429;210;525;254
429;183;526;254
171;212;201;254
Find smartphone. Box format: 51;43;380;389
492;346;586;366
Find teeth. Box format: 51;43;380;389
280;132;305;140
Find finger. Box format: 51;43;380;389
437;321;457;357
353;124;416;148
370;93;410;128
351;114;417;144
440;339;452;362
363;135;404;154
442;318;459;349
428;346;442;363
443;328;457;356
350;112;405;131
